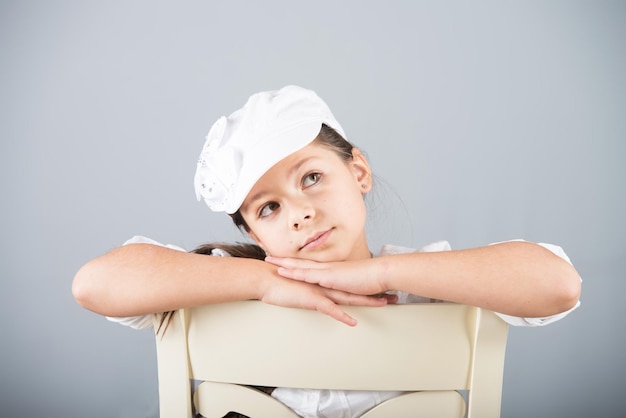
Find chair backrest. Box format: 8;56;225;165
155;301;508;418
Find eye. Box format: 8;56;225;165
302;172;321;188
258;202;279;218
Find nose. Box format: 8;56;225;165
289;201;315;231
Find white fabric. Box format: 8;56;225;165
271;388;405;418
194;85;346;214
106;236;581;417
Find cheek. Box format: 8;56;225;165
335;190;367;223
250;225;289;254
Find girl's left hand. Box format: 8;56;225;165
265;256;394;299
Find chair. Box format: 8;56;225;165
155;301;509;418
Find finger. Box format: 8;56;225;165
265;256;321;270
330;290;389;307
370;293;398;303
314;298;358;327
381;293;398;304
276;266;324;285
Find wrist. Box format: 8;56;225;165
373;256;393;292
252;260;276;301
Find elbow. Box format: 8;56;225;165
72;261;102;313
551;265;582;314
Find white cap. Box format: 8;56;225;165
194;85;346;214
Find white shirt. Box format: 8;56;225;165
107;236;581;417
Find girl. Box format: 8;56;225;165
72;85;581;418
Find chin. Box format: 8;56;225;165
295;249;342;263
314;249;359;263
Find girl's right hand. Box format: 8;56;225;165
258;268;391;326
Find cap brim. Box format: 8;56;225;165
225;121;323;213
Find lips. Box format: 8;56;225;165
300;229;333;250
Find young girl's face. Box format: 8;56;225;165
239;141;372;262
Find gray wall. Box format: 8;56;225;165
2;1;624;417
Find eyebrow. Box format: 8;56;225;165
241;156;318;213
289;156;316;178
241;190;268;214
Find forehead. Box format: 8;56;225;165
240;143;344;207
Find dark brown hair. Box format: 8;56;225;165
156;124;356;334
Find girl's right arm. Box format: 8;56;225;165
72;243;266;317
72;243;388;326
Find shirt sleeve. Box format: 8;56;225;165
104;235;188;330
490;240;582;327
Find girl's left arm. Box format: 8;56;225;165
267;241;581;318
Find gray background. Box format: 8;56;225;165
1;1;624;417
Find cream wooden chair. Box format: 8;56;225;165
155;301;508;418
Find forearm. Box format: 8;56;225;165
380;241;581;317
72;243;266;317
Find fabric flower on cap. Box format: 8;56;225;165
194;116;243;212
